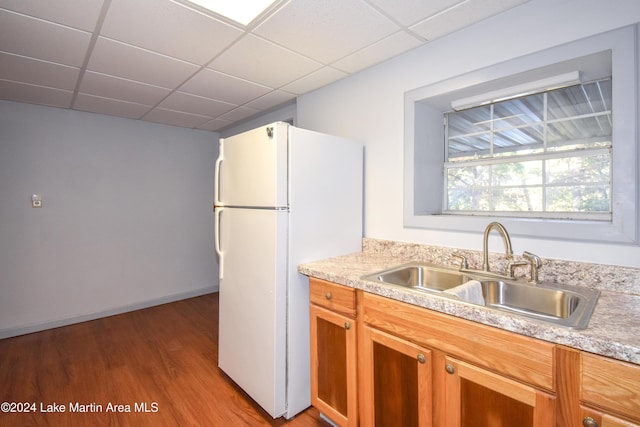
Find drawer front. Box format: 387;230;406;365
310;278;356;316
363;292;555;391
582;352;640;420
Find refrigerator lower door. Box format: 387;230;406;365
217;207;288;418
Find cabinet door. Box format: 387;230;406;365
361;326;432;427
309;304;357;427
443;356;555;427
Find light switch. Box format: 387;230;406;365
31;194;42;208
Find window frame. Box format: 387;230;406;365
403;25;638;244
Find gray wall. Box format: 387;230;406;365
296;0;640;268
0;101;218;338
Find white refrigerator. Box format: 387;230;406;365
213;122;363;419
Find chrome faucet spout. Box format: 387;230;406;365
482;222;514;273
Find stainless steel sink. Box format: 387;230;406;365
479;279;599;329
361;263;600;329
362;262;470;292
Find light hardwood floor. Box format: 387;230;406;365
0;293;326;426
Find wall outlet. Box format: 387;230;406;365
31;194;42;208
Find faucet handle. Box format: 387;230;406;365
452;253;468;270
507;260;529;278
523;251;543;283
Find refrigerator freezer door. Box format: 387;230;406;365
217;207;288;418
215;122;288;208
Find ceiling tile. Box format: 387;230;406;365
366;0;462;26
79;71;171;105
0;9;91;67
0;0;104;31
332;31;423;74
0;52;80;90
143;107;212;128
208;34;322;88
87;37;200;88
0;79;73;108
254;0;399;64
245;90;296;110
410;0;529;41
180;68;272;105
101;0;243;65
158;91;236;117
281;66;347;95
74;93;151;119
0;0;534;131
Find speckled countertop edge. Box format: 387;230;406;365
298;251;640;365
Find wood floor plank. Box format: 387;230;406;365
0;293;325;427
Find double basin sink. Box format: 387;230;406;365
361;262;600;329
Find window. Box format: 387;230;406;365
444;78;612;220
403;26;638;244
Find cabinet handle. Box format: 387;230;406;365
417;354;426;364
325;292;332;300
344;322;351;330
583;417;598;427
445;363;456;374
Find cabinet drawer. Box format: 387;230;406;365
582;352;640;420
310;278;356;316
363;292;555;391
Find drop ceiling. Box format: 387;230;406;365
0;0;529;132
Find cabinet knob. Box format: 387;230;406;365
417;353;426;364
445;363;456;374
344;322;351;330
325;292;332;300
583;417;598;427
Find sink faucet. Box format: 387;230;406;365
482;222;514;273
455;222;535;280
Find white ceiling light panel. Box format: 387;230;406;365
184;0;276;25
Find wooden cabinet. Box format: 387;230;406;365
579;352;640;427
360;292;556;427
309;278;358;427
361;292;555;391
442;355;555;427
360;326;432;427
307;278;640;427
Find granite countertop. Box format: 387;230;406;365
299;250;640;366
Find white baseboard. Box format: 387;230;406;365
0;285;219;340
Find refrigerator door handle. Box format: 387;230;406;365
214;139;224;206
214;206;224;279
